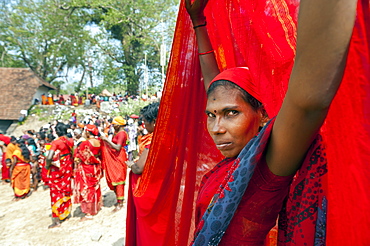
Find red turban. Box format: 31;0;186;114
85;124;99;136
210;67;262;103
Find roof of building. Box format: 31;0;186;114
0;67;56;120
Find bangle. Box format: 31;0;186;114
199;50;214;56
127;161;134;169
193;21;207;29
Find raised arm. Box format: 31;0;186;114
267;0;357;176
185;0;220;90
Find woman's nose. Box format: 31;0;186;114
209;118;226;135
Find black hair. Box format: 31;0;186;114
27;130;35;136
207;80;268;117
47;133;55;141
55;123;68;137
39;132;46;140
26;138;36;147
16;139;30;161
140;102;160;123
10;136;17;143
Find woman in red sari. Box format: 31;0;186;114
46;123;74;229
185;0;357;245
9;139;31;201
74;124;103;221
100;116;128;212
126;102;159;246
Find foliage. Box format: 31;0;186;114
118;98;152;117
0;0;177;95
0;0;93;84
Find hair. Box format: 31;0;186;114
16;139;31;161
27;130;35;136
47;133;55;142
39;132;46;140
55;123;68;137
10;136;17;143
140;102;160;123
207;80;268;117
26;138;36;147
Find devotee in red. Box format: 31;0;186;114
46;123;74;229
185;0;357;245
126;102;159;246
74;124;103;221
0;134;11;182
100;116;128;212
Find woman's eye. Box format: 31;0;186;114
207;112;215;118
227;110;239;116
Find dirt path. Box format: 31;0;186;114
0;178;127;246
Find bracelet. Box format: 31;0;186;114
199;50;214;56
127;161;134;169
193;21;207;29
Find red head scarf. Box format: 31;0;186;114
85;124;99;136
210;67;263;103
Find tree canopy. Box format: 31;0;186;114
0;0;178;95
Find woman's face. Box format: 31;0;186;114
143;117;155;133
113;124;120;132
206;87;263;158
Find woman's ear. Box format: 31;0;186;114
258;109;269;127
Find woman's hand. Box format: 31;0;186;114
185;0;208;25
100;134;107;141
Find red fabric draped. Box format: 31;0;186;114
126;0;370;245
324;1;370;245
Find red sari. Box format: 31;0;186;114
2;152;10;181
126;133;153;246
74;139;103;215
101;131;128;201
48;136;74;220
11;149;31;198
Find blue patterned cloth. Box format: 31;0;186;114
192;119;274;246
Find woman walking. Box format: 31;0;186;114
100;116;128;212
74;124;103;221
46;123;74;228
10;139;31;201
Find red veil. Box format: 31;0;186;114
126;0;370;245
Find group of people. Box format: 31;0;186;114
0;102;160;229
39;92;161;107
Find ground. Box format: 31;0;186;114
0;178;128;246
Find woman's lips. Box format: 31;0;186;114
216;142;232;150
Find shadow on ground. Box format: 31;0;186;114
103;191;116;208
73;205;85;218
112;237;125;246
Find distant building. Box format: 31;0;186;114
0;68;56;133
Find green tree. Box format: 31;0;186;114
0;0;92;84
60;0;177;95
0;0;177;95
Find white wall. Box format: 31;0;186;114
32;86;51;104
